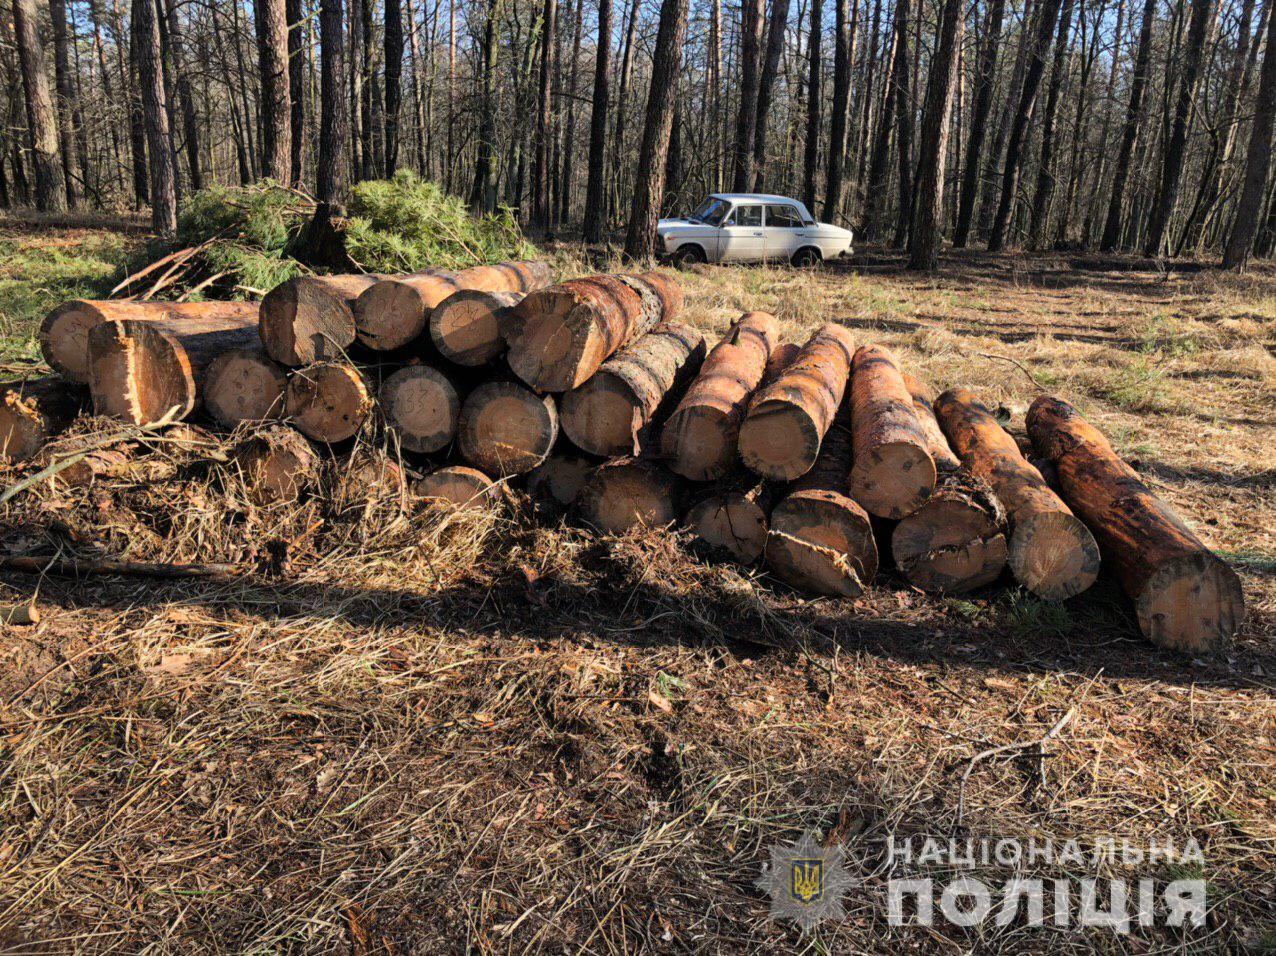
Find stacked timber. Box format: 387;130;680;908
17;262;1249;655
1026;395;1243;651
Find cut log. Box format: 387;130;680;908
87;314;260;424
378;364;460;454
577;457;682;533
847;345;937;519
260;274;384;365
685;474;776;564
527;453;595;510
1026;394;1244;651
414;464;500;511
203;346;288;427
506;271;683;391
428;290;525;366
284;362;373;442
457;380;558;476
40;299;258;384
738;323;856;481
355;260;552;352
560;322;706;457
661;311;781;481
935;387;1100;601
229;425;319;504
328;447;408;506
50;448;133;488
764;395;878;597
764;342;802;380
902;373;961;471
1;376;85;462
889;373;1008;593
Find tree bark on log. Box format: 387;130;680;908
1027;394;1244;651
428;290;525;366
284;361;372;442
560;321;706;456
848;345;937;518
414;464;500;510
203;347;288;426
41;299;258;384
378;364;460;453
685;472;776;564
87;315;261;424
738;323;855;481
354;260;552;352
506;271;683;391
527;452;595;510
577;456;682;533
1;376;85;462
260;274;384;366
661;310;780;481
229;424;319;504
890;374;1008;593
935;387;1099;600
458;380;558;476
765;393;877;596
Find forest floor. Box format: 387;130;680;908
0;216;1272;953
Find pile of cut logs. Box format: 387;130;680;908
0;262;1244;654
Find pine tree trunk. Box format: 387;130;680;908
468;0;502;211
622;0;690;259
256;0;292;180
892;0;914;246
732;0;765;191
531;0;557;229
287;0;306;184
953;0;1004;246
1223;0;1276;267
907;0;964;270
1100;0;1158;250
801;0;823;210
583;0;612;241
162;0;204;192
1143;0;1217;256
13;0;68;211
384;0;403;171
1027;0;1077;250
987;0;1066;251
823;0;854;220
49;0;80;207
317;0;350;207
133;0;177;233
752;0;793;190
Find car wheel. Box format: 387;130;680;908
791;247;822;268
671;245;707;268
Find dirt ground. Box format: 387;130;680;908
0;223;1272;953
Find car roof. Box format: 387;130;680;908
709;193;805;206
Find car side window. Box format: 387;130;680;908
732;205;763;228
766;205;803;228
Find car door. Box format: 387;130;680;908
764;204;806;260
718;204;765;262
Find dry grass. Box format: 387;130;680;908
1;233;1273;952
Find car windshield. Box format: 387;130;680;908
688;197;729;226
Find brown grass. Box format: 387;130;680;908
0;235;1273;952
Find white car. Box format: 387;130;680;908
657;193;853;267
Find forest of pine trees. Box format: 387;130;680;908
5;0;1276;266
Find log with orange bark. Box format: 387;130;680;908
284;362;373;442
378;364;461;454
457;380;558;476
356;261;553;352
506;272;683;391
1026;394;1243;651
414;464;502;511
847;345;937;519
0;376;85;462
684;473;778;564
661;311;781;481
203;346;289;427
738;323;856;481
576;455;683;534
934;387;1099;601
259;274;385;366
87;312;261;424
890;375;1008;593
764;394;878;596
428;290;526;365
40;299;258;384
560;321;706;457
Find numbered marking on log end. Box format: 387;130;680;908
380;366;460;454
